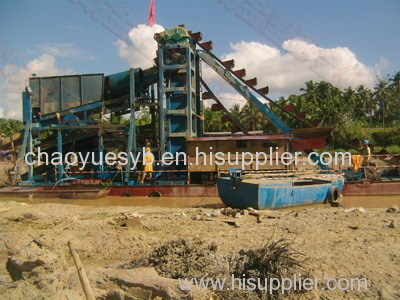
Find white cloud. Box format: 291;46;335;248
203;91;270;113
115;24;165;69
114;25;385;105
203;92;246;109
38;43;81;58
374;57;390;77
114;24;385;96
33;43;96;60
203;39;382;96
0;54;73;119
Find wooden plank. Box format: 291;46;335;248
68;241;95;300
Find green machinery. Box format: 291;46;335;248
155;27;202;155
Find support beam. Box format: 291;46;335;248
16;120;32;183
196;41;313;129
199;78;249;135
198;51;291;135
57;130;63;181
27;128;33;182
158;50;166;155
31;124;126;131
125;69;137;183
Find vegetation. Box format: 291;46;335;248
204;103;270;133
271;72;400;129
0;118;24;137
204;72;400;150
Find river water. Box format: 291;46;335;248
1;195;399;209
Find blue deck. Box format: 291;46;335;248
217;174;345;209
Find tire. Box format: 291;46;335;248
148;191;162;197
326;186;341;207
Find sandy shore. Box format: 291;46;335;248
0;200;399;299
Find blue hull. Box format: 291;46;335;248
217;174;345;209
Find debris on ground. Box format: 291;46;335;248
344;207;367;214
125;238;229;279
388;220;396;228
386;205;399;213
125;238;309;299
0;201;398;299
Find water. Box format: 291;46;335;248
342;195;400;208
0;195;399;209
0;196;224;208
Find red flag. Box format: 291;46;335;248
148;0;155;27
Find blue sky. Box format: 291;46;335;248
0;0;399;118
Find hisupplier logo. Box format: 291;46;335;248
178;274;368;293
24;147;352;170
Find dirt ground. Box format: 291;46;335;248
0;199;399;299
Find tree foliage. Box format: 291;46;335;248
271;72;400;129
0;118;24;137
204;72;400;132
202;72;400;148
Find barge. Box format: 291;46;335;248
217;170;344;209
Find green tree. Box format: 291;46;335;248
355;85;375;124
0;119;24;137
203;107;231;132
136;107;151;126
343;87;357;121
388;72;400;125
300;80;318;114
389;71;400;96
374;79;390;127
229;103;242;120
241;103;264;131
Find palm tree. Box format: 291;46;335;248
389;72;400;96
228;103;243;132
356;85;375;123
343;87;358;122
229;103;242;120
343;87;356;106
290;94;308;112
204;107;221;132
203;107;232;132
241;103;263;132
313;81;345;126
388;72;400;124
300;80;318;108
374;80;390;127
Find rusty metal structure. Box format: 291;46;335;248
12;25;329;190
